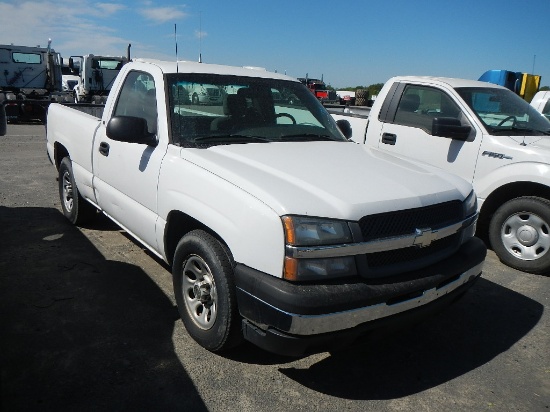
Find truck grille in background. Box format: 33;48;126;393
358;201;463;271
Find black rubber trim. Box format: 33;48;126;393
241;273;480;357
234;237;486;317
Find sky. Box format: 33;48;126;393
1;0;549;89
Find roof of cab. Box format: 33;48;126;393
390;75;507;89
130;58;298;82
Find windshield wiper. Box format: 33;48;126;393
490;126;550;136
193;134;271;144
279;133;338;142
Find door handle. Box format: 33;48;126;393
99;142;110;156
382;133;397;145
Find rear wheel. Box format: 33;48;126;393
58;157;96;225
172;230;243;352
489;196;550;274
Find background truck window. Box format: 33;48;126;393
394;85;465;134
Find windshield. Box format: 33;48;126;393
455;87;550;136
166;73;346;147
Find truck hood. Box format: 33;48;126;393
180;142;472;220
509;135;550;150
502;135;550;162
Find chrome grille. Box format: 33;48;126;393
366;233;460;268
358;201;463;274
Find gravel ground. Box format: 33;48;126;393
1;123;548;411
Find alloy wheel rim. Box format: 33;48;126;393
182;255;217;330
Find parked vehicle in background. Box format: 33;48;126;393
185;82;223;105
45;59;485;356
336;90;355;105
70;45;130;103
61;59;80;92
298;76;338;104
530;90;550;121
479;69;541;102
330;75;550;274
0;41;68;124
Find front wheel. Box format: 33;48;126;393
58;157;96;225
172;230;243;352
489;196;550;274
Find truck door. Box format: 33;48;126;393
92;69;166;251
378;83;481;184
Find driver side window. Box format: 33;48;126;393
394;85;466;134
113;71;157;134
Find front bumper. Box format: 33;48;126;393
234;236;486;356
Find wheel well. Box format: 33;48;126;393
479;181;550;231
54;142;70;169
164;211;227;266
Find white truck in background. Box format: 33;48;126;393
69;45;130;104
530;90;550;121
61;59;80;93
330;76;550;274
45;59;485;356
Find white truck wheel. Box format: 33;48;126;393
489;196;550;274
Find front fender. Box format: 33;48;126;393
157;149;285;278
474;161;550;202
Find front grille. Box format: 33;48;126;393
366;233;460;268
358;201;463;276
359;200;462;241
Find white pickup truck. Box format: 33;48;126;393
46;60;485;356
531;90;550;121
330;76;550;275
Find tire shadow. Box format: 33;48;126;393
277;276;543;399
0;206;207;411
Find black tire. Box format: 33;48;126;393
0;103;6;136
172;230;243;352
489;196;550;274
58;157;96;225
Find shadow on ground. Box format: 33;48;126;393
0;206;207;411
277;275;543;399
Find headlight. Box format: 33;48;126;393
282;215;356;281
284;256;357;281
463;190;477;217
281;215;352;246
461;190;478;242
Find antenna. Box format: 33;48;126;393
198;11;202;63
174;24;179;73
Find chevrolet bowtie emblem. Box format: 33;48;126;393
413;228;437;248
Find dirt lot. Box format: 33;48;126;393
1;124;549;411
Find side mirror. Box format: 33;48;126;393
0;104;6;136
106;116;157;146
432;117;471;141
68;57;74;69
336;119;352;139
